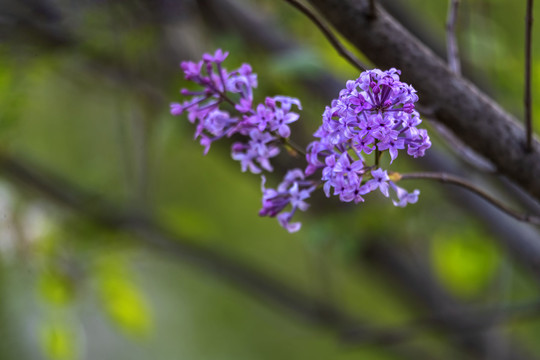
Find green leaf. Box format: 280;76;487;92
40;322;77;360
431;228;499;298
95;256;152;337
38;270;75;306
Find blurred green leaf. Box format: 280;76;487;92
95;255;152;337
39;270;75;306
431;227;499;298
40;322;77;360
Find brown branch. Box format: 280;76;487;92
307;0;540;203
446;0;461;75
399;171;540;226
282;0;368;71
525;0;534;152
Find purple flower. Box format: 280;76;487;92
232;143;262;174
265;96;301;138
377;135;405;163
390;182;420;207
277;212;301;233
231;130;280;174
171;50;302;178
259;170;316;233
333;153;364;186
202;49;229;63
305;68;430;208
363;169;390;197
235;98;253;114
180;60;203;80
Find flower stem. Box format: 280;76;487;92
283;138;307;157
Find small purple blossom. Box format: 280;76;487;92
259;170;316;233
363;169;390;197
390;182;420;207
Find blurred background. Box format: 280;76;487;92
1;0;540;359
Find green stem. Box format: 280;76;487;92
283;138;307;157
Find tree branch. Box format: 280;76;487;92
399;171;540;225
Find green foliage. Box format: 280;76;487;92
40;322;78;360
94;255;152;337
39;270;76;306
431;226;499;298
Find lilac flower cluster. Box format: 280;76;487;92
171;50;431;232
170;49;315;232
305;68;430;206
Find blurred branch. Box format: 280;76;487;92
0;152;442;359
446;0;461;75
362;240;537;360
428;120;495;173
307;0;540;202
282;0;367;71
2;152;540;357
525;0;534;152
0;0;73;48
399;171;540;226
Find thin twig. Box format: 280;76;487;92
399;172;540;225
446;0;461;75
282;0;368;71
283;138;307;156
525;0;534;152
